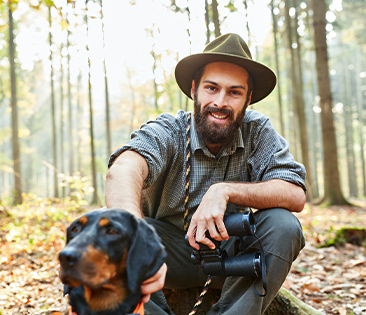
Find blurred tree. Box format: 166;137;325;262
8;0;22;204
212;0;220;38
340;44;358;197
59;40;66;197
86;1;98;205
67;16;74;177
48;5;59;198
284;0;312;199
270;0;284;136
311;0;348;205
355;47;366;196
204;0;210;44
99;0;111;157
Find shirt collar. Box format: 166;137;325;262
189;111;245;159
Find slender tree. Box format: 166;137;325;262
211;0;220;38
59;41;66;197
86;2;98;204
270;0;285;136
99;0;112;157
340;44;358;197
356;47;366;196
48;5;58;198
284;0;312;197
8;1;22;204
204;0;210;44
243;0;251;46
311;0;348;205
67;18;74;177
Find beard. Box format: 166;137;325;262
194;98;248;145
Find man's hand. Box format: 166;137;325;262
140;263;167;303
186;184;229;250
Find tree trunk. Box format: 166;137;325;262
126;66;137;135
341;46;358;197
59;41;66;198
9;2;22;205
270;0;285;136
284;0;312;198
356;47;366;196
211;0;220;38
86;11;98;205
67;24;74;177
204;0;210;45
48;6;58;199
311;0;348;205
76;73;82;173
100;0;112;157
243;1;251;46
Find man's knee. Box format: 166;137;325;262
254;208;305;262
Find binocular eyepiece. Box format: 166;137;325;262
188;209;263;278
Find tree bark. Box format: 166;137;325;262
341;46;358;197
284;0;312;199
270;0;285;136
356;47;366;196
59;42;65;198
67;23;74;177
211;0;220;38
86;11;98;205
311;0;348;205
48;6;58;199
204;0;210;45
9;1;22;205
100;0;112;157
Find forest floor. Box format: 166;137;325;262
0;196;365;315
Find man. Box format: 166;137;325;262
106;33;306;314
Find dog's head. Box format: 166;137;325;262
58;209;166;313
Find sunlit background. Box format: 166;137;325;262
1;0;365;204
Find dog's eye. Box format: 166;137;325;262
71;225;81;234
106;227;118;235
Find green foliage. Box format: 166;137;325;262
58;172;94;208
225;1;236;12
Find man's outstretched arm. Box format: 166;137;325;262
105;150;166;302
105;150;149;218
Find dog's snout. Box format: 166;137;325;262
59;248;81;266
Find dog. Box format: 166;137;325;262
58;209;166;315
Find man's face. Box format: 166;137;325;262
191;62;252;146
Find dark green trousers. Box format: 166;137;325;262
144;208;305;315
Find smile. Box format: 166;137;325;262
210;112;229;119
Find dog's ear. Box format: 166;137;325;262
126;216;166;293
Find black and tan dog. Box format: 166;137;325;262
58;209;166;315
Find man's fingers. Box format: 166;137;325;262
141;263;167;296
141;294;151;304
215;220;229;241
187;226;200;250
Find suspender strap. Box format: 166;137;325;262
183;112;192;231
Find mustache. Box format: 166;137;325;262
202;105;234;117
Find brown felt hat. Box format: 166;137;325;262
175;33;277;105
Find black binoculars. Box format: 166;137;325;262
188;209;263;278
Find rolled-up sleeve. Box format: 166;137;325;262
108;112;185;189
246;117;307;191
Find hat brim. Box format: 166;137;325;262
175;52;277;105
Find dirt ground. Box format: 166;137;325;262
285;200;366;314
0;199;365;314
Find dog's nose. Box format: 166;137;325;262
59;248;81;266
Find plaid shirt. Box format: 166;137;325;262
108;109;306;230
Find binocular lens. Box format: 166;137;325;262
223;210;256;236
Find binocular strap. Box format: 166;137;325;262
238;234;267;297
